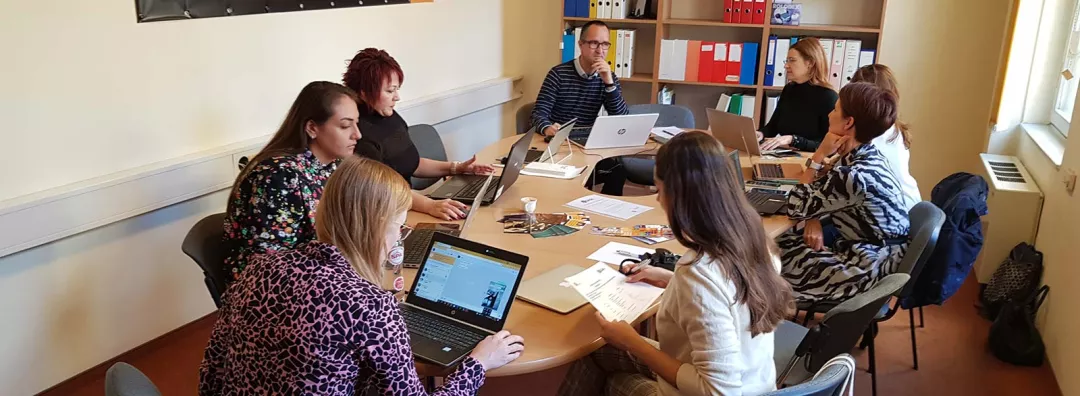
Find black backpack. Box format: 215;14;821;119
988;285;1049;366
979;243;1043;320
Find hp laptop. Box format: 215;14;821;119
568;113;660;150
429;132;531;205
401;232;528;367
729;150;788;216
706;108;803;183
403;175;494;268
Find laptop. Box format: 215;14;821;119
729;150;788;216
567;113;660;150
706;108;803;182
524;120;577;164
401;232;528;367
429;132;532;205
516;264;589;314
403;175;494;268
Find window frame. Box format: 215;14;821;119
1049;0;1080;136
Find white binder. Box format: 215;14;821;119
672;39;688;81
599;0;611;19
574;27;582;60
623;30;636;78
772;39;789;86
659;40;675;80
829;39;846;89
859;50;876;68
614;30;625;79
741;95;757;121
841;40;862;87
612;0;629;19
765;96;779;124
819;39;834;70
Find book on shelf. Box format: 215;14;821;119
564;0;640;20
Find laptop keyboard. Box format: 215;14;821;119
746;190;780;206
401;306;488;349
457;177;500;201
403;229;458;267
568;128;591;146
757;164;784;179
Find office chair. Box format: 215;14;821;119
762;354;853;396
181;212;230;308
407;124;448;190
516;102;536;134
105;362;161;396
621;104;695;187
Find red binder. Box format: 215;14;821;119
726;43;743;83
713;43;729;83
742;0;754;24
732;0;742;23
753;0;766;24
724;0;735;23
699;42;716;83
686;40;702;82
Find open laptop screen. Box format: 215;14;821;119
406;233;528;331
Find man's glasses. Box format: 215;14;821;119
582;40;612;50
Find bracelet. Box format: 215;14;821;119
450;161;461;175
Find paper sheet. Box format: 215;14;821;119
587;242;655;265
564;262;665;323
565;194;653;221
650;127;684;140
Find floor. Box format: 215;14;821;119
44;275;1060;396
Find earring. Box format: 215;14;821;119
308;134;316;139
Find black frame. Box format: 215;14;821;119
136;0;415;23
404;232;528;332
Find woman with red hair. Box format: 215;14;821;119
344;48;495;221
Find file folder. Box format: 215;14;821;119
672;39;688;81
753;0;766;24
700;42;716;83
574;27;582;60
742;0;754;24
589;0;597;18
714;43;729;83
829;39;845;89
764;35;777;86
606;29;618;72
600;0;612;19
765;96;779;124
562;33;575;63
612;0;623;19
820;39;834;71
577;0;589;17
724;0;735;23
659;40;675;80
772;38;789;86
564;0;574;17
841;40;862;87
741;95;756;121
615;30;625;78
733;0;743;23
859;50;876;68
623;30;636;78
729;94;743;114
686;40;702;82
740;42;758;85
726;43;743;83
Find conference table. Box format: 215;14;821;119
405;131;799;377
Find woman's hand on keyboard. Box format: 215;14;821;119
423;198;468;220
470;330;525;371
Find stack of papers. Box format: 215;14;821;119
522;162;586;179
566;195;653;221
651;126;684;141
587;241;655;265
564;262;665;323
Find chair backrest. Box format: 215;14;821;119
808;273;911;372
516;102;536;134
181;213;229;308
763;355;852;396
105;362;161;396
628;104;695;129
896;201;946;297
407;124;447;190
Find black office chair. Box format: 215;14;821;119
407;124;448;190
621;104;696;187
181;213;230;308
516;102;536;134
105;362;161;396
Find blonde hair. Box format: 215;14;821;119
315;157;413;285
790;38;832;90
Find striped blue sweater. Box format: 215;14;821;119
530;59;629;134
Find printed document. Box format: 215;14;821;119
564;262;664;323
566;194;652;221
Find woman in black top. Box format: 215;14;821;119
344;48;495;220
760;38;839;152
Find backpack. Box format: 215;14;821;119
979;243;1044;320
988;285;1049;366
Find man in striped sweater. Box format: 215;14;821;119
531;20;629;137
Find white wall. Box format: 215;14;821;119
0;0;561;394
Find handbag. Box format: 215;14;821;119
987;285;1049;367
979;243;1043;320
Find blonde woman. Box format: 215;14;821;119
200;157;524;395
760;38;839;152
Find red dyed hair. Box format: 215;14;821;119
343;48;404;115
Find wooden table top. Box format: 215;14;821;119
405;131;797;377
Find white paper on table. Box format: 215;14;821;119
565;194;653;221
564;262;665;323
650;126;684;140
587;242;655;265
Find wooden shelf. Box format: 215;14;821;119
657;80;757;89
663;19;764;28
768;24;881;33
563;17;657;25
763;86;783;91
621;74;655;83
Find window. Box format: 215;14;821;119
1051;0;1080;136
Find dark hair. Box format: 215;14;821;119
343;48;404;115
227;81;358;210
851;64;912;148
655;132;793;337
579;20;610;39
838;82;898;143
790;38;832;89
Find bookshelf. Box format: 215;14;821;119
560;0;889;130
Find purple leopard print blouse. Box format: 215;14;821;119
198;241;486;395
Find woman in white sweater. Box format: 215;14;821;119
557;132;794;396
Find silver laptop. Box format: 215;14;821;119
569;113;660;150
402;174;494;267
516;264;589;314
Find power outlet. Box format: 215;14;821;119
1064;169;1077;196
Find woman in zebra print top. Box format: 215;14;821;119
778;82;911;304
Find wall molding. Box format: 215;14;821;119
0;76;523;258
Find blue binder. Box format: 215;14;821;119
739;42;759;85
764;35;777;86
577;0;590;17
562;34;576;62
565;0;574;16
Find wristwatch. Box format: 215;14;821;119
805;158;824;171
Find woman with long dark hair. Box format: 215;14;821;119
221;81;361;280
558;132;792;396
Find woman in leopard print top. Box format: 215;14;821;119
200;157;525;395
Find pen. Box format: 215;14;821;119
616;250;639;258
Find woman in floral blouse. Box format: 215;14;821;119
200;157;525;395
222;81;363;280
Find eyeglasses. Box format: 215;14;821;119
582;40;612;50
